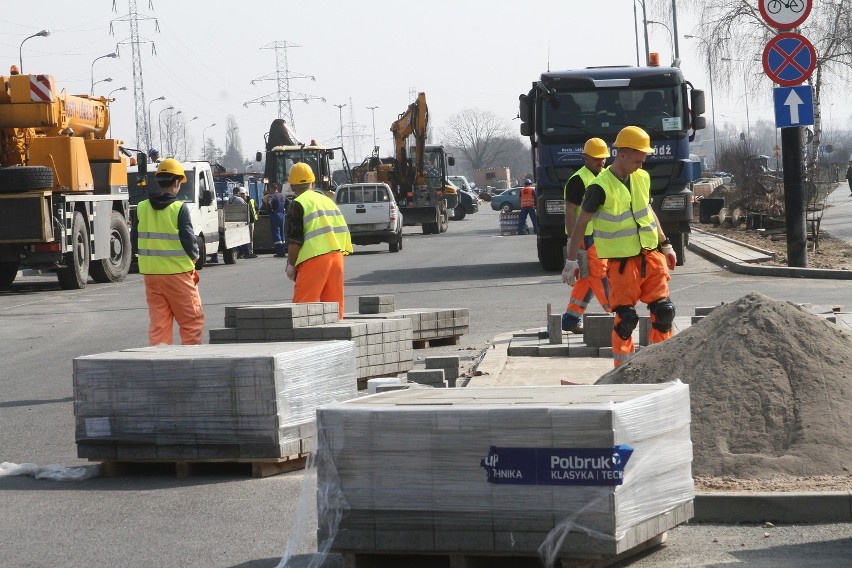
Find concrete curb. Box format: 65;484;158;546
693;491;852;523
689;229;852;280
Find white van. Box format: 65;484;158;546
335;183;403;253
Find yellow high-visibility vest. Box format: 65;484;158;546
137;200;195;274
294;190;352;266
565;166;598;237
591;167;658;259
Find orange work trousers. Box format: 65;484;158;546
607;249;671;367
564;239;610;327
144;271;205;345
292;251;345;319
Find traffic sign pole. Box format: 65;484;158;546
781;127;808;267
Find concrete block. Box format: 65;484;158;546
547;314;563;344
639;315;650;346
425;356;460;375
538;344;570;357
691;315;705;325
407;369;445;386
598;346;613;358
694;305;718;316
208;328;238;343
568;345;600;357
507;337;539;356
583;313;614;347
376;383;411;393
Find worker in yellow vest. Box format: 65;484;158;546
563;127;677;367
131;158;204;345
561;138;612;334
285;162;352;319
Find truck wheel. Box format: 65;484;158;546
56;211;90;290
90;211;131;283
671;233;687;266
0;166;54;193
389;232;401;253
536;236;564;272
0;261;19;290
224;247;238;264
195;235;206;271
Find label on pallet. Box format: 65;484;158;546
480;444;634;486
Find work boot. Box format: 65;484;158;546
568;324;584;334
208;254;219;264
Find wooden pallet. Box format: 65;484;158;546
341;532;666;568
412;335;460;349
92;453;308;479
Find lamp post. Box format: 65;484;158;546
147;96;166;152
647;20;674;62
19;30;49;74
90;77;113;96
633;1;650;66
722;57;751;142
90;52;117;95
685;34;719;167
158;106;174;156
201;123;216;160
334;104;347;149
107;86;127;99
184;116;198;161
367;106;379;150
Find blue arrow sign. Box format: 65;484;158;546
773;86;814;128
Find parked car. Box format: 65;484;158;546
489;187;523;213
335;183;403;253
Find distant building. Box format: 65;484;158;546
474;167;511;190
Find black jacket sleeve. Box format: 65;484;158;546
177;203;199;260
285;201;305;245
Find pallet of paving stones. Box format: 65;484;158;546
350;305;469;344
209;301;415;382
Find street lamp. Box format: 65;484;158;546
367;106;379;150
90;52;118;95
334;103;347;148
633;1;650;66
722;57;751;142
90;77;113;95
147;96;166;152
647;20;674;62
184;116;198;161
158;106;174;156
201;123;216;160
107;86;127;99
19;30;49;74
685;34;720;167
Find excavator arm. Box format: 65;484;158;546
390;92;427;188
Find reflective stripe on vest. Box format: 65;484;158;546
294;190;353;266
591;167;658;259
249;198;258;221
520;185;535;208
566;166;598;236
137;200;195;274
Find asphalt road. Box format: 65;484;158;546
1;206;850;567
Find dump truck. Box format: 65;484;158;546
518;64;706;270
0;72;142;290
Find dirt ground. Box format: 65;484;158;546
694;474;852;492
698;223;852;271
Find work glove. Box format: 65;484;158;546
192;270;200;285
661;242;677;270
285;263;297;282
562;259;580;286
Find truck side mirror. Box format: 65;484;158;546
255;151;262;162
520;123;531;137
200;189;214;207
328;150;335;160
518;93;531;124
692;116;707;130
690;90;706;116
447;156;455;167
136;152;148;186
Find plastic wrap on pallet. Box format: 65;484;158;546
301;381;692;564
73;342;358;448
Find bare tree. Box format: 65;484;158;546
441;109;515;171
223;115;244;172
687;1;852;181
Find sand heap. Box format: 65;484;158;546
596;292;852;479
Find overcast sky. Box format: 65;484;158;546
1;1;847;167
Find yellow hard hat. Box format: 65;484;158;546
155;158;187;182
288;162;315;185
613;126;653;154
583;138;610;159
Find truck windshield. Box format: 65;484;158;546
541;86;684;139
269;150;322;187
424;148;445;189
129;172;196;205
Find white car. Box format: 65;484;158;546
335;183;403;252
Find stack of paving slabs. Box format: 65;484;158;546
73;342;357;460
315;382;693;561
349;296;470;343
209;302;414;382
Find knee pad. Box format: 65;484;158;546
649;297;676;332
612;305;639;340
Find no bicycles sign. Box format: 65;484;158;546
759;0;812;30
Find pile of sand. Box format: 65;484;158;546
596;292;852;479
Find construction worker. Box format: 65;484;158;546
563;126;677;367
147;148;160;163
265;182;287;257
240;187;258;258
285;162;352;319
517;178;538;235
561;138;611;334
131;158;204;345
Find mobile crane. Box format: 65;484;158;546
0;72;143;290
351;92;456;234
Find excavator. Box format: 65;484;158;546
352;92;456;234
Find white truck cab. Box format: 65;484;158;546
335;183;403;253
